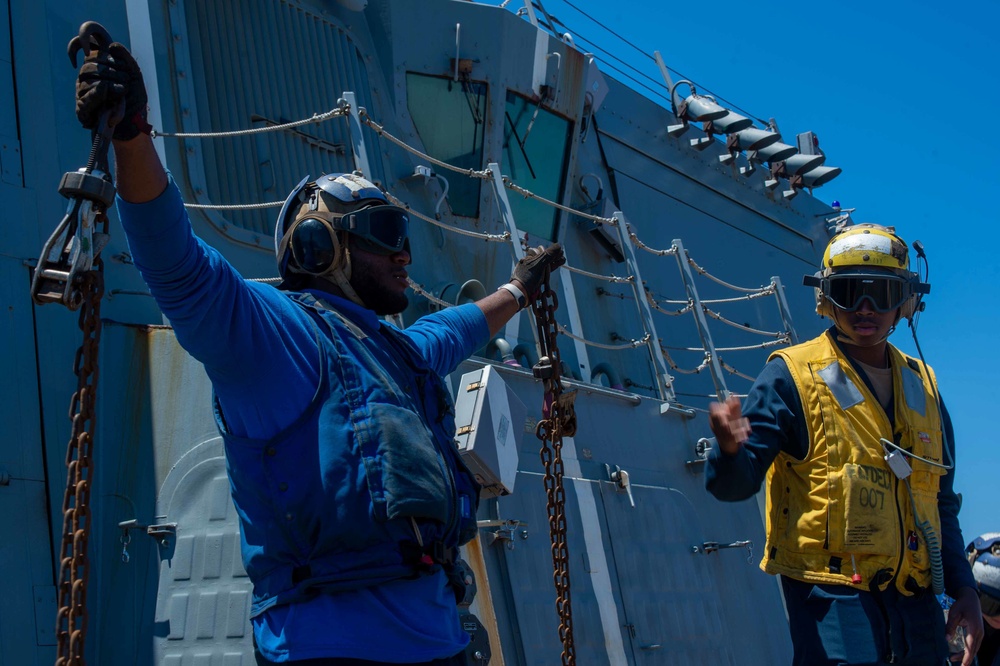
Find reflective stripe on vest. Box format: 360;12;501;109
763;331;945;595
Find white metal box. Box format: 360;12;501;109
453;365;525;497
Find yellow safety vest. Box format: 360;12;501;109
763;331;945;594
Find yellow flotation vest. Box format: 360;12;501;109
763;331;945;595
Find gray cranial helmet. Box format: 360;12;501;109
969;533;1000;602
273;173;389;283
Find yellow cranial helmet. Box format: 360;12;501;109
822;224;910;274
807;223;929;321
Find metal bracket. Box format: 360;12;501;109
685;437;713;469
604;464;635;507
692;539;753;562
118;519;178;563
478;519;527;550
659;402;696;419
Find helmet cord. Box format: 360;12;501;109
907;319;955;470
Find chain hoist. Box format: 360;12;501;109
31;23;121;665
530;267;577;666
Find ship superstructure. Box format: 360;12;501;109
1;0;847;663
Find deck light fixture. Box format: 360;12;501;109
667;80;757;159
741;140;798;177
731;127;782;152
800;165;842;188
784;153;826;176
764;154;824;191
722;126;783;165
703;110;753;135
754;141;798;164
667;80;729;137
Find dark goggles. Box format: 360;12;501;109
335;205;409;254
296;205;410;256
823;274;910;313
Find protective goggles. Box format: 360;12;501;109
332;205;409;254
804;272;912;313
299;205;410;255
823;274;911;313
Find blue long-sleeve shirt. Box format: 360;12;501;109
117;180;490;662
704;333;975;597
117;180;486;440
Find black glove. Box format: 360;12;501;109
510;243;565;298
75;40;151;141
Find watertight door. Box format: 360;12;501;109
152;436;254;664
599;481;733;664
135;329;254;663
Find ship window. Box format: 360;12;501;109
502;92;571;242
405;74;487;218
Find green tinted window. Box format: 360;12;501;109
406;74;487;217
502;92;571;241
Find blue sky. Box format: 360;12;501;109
552;0;999;544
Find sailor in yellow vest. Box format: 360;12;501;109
706;224;983;665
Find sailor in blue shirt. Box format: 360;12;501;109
75;39;564;665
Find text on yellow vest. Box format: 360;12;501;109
763;330;945;594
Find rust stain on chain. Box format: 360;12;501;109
54;221;106;666
530;265;577;666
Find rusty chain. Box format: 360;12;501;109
530;266;577;665
53;219;107;666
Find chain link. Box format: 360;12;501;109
530;268;577;665
54;216;106;666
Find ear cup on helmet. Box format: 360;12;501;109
274;173;388;285
289;218;336;273
899;293;916;320
816;290;835;319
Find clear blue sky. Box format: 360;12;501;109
549;0;999;544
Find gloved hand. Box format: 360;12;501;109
75;38;151;141
510;243;565;298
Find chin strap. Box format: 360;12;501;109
324;245;367;308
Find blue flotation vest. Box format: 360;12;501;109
217;293;480;617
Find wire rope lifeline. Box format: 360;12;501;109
406;278;454;309
142;92;795;397
185;200;284;210
687;257;767;293
628;229;677;256
703;307;788;338
562;263;633;283
382;191;510;242
502;176;616;226
558;325;649;350
358;111;493;181
151;106;348;138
